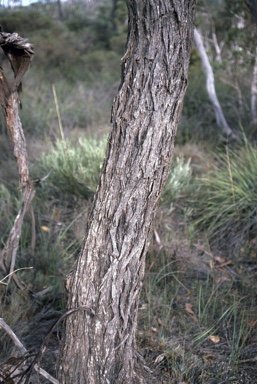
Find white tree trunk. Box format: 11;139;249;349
194;27;233;137
212;31;223;64
251;46;257;125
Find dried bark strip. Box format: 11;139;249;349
0;32;34;285
58;1;195;383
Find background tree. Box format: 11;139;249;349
57;1;195;383
193;27;234;139
245;0;257;125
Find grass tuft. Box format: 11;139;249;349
190;142;257;247
39;136;107;198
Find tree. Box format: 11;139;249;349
193;27;234;138
245;0;257;125
57;1;195;383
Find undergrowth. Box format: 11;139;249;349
39;136;107;198
1;135;257;383
190;141;257;249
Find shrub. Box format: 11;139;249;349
81;50;121;85
39;136;107;198
21;80;115;137
190;142;257;247
161;157;192;207
0;9;53;34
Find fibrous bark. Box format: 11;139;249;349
58;1;195;383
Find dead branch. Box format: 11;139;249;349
0;31;35;288
23;306;95;384
0;307;94;383
0;318;60;384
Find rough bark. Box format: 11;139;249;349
58;1;195;383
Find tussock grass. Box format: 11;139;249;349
39;136;107;198
190;142;257;248
142;239;257;382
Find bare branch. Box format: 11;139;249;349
0;318;60;384
0;31;35;287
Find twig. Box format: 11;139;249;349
24;305;95;384
30;205;36;257
0;267;33;284
0;318;60;384
1;187;35;288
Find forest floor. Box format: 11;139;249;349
0;137;257;384
140;208;257;384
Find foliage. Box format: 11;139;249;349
39;136;107;198
0;8;54;34
142;238;256;382
20;80;117;137
81;50;121;85
161;157;192;207
190;142;257;247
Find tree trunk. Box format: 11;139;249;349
251;46;257;125
194;27;234;138
57;1;195;383
111;0;119;32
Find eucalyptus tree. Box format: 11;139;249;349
58;1;195;383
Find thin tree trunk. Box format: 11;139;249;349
251;46;257;125
212;30;222;64
194;27;234;138
111;0;119;32
57;1;195;383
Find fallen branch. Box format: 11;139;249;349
0;318;60;384
0;306;95;383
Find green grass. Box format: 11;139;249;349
161;156;192;210
38;136;107;198
189;142;257;248
1;131;257;382
141;240;257;382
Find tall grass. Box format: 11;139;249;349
190;142;257;247
39;136;107;198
